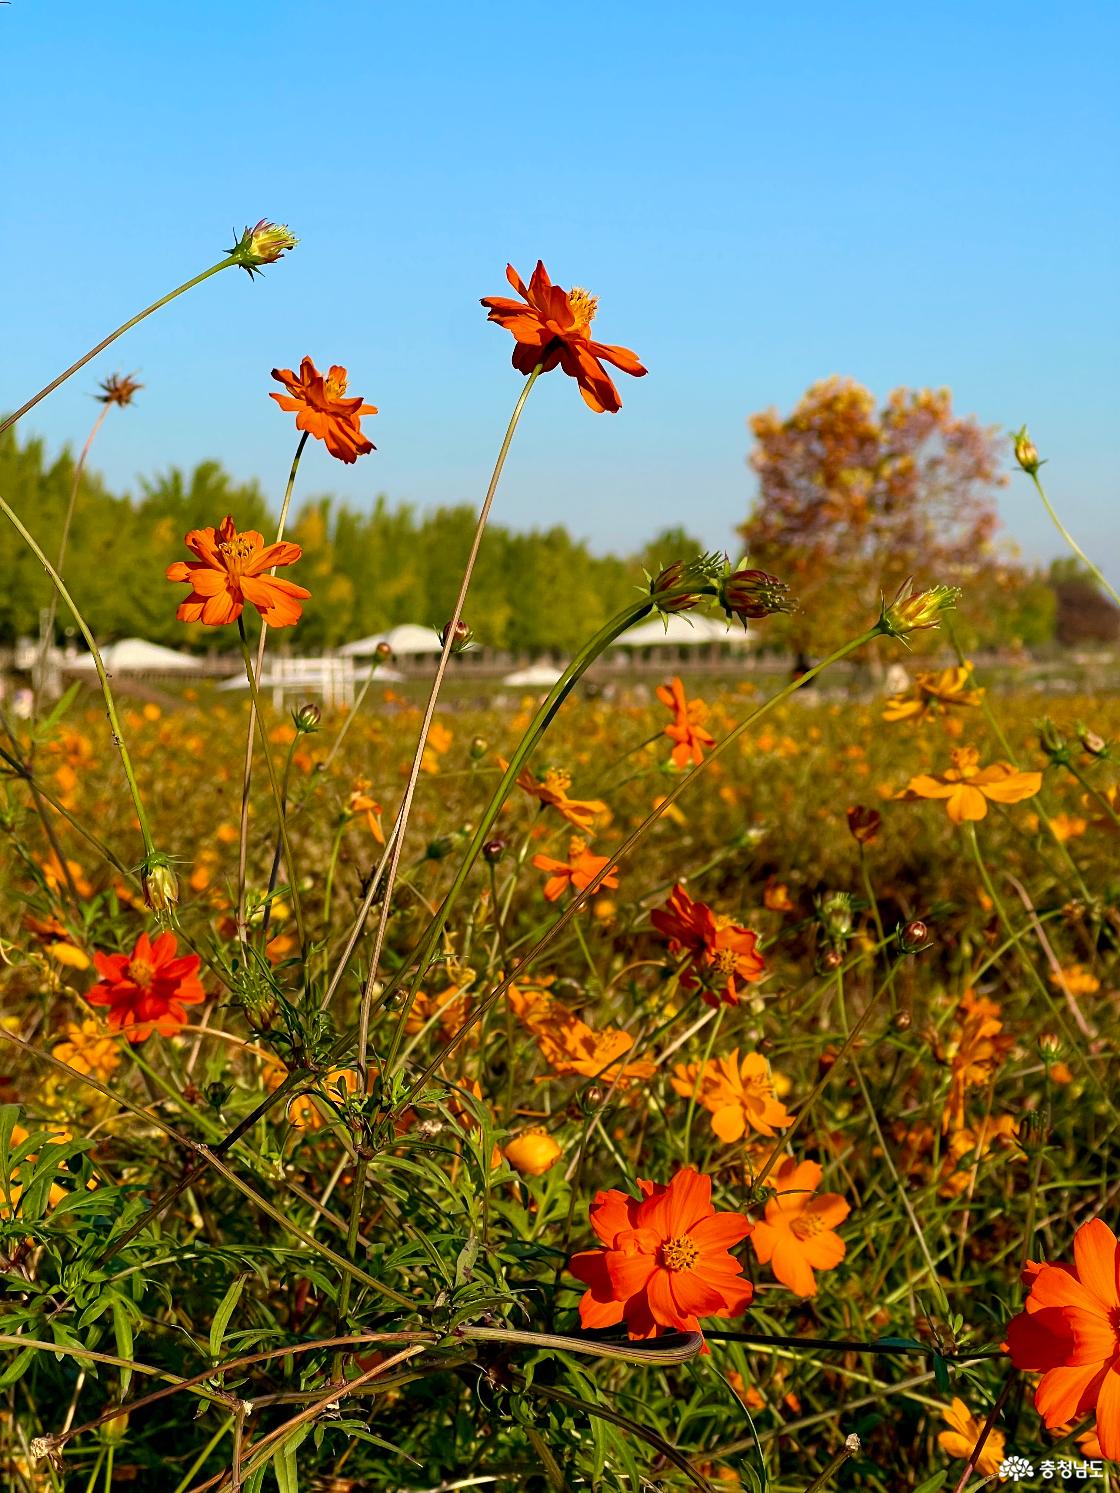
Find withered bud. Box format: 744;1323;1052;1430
719;567;795;627
97;373;142;407
228;219;298;276
292;702;322;733
820;949;844;972
1012;425;1041;475
1017;1106;1051;1156
878;578;961;639
140;855;179;913
1038;717;1069;761
440;619;473;655
846;804;881;845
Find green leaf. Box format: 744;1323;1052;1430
111;1297;135;1397
913;1473;949;1493
209;1273;249;1361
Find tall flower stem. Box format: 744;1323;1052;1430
0;259;235;437
236;618;306;952
1028;468;1120;610
0;492;155;857
346;366;542;1079
32;402;109;708
237;431;309;937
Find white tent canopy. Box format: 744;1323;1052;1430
339;623;443;658
612;614;751;648
65;638;203;672
501;662;565;687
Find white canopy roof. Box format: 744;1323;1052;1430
66;638;203;672
501;662;565;687
340;623;443;657
613;613;751;648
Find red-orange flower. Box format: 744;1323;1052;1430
657;676;715;770
481;260;646;414
569;1166;753;1343
651;884;766;1008
86;930;204;1041
166;515;310;628
1005;1217;1120;1458
270;357;378;463
532;837;619;902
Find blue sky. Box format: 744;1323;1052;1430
3;1;1117;582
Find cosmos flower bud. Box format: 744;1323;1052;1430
1038;1032;1063;1063
877;578;961;639
1076;723;1109;759
292;702;322;733
819;891;853;941
1012;425;1041;475
1038;718;1069;761
846;805;881;845
228;219;298;277
482;837;506;864
97;373;142;407
140;854;179;913
899;919;930;953
718;567;795;626
893;1009;913;1031
440;619;473;655
375;641;394;662
1017;1106;1050;1157
504;1128;562;1177
470;736;489;761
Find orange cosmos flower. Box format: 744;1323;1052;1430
346;778;385;844
166;515;310;628
508;983;654;1087
532;837;619;902
934;989;1013;1133
657;676;715;770
23;914;90;971
882;664;984;722
86;931;204;1042
894;746;1041;823
515;765;607;834
672;1050;793;1141
51;1019;121;1081
1005;1217;1120;1458
937;1398;1006;1476
569;1166;753;1342
481;260;646;414
269;357;377;463
651;884;765;1008
749;1157;849;1298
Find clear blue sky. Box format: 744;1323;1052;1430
3;1;1117;583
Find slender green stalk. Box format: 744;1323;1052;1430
1061;756;1120;831
237;617;306;951
0;259;235;436
682;1008;723;1163
0;492;155;855
801;1434;861;1493
237;430;309;936
1029;467;1120;609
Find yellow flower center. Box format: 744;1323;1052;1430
790;1211;825;1241
543;767;572;794
127;957;155;990
217;532;258;574
567;286;599;333
711;948;739;976
325;369;348;398
661;1234;699;1271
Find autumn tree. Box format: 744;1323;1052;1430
739;377;1012;651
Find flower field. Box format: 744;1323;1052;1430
0;230;1118;1491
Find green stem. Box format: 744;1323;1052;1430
0;259;234;436
1062;756;1120;831
237;430;309;936
236;618;306;951
682;1008;723;1164
1030;467;1120;610
321;820;347;931
0;491;155;855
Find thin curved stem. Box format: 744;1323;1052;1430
0;259;233;436
1029;468;1120;609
